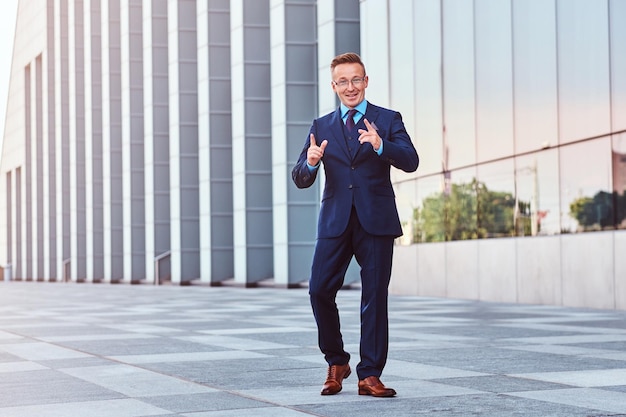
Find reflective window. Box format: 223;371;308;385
512;0;559;154
414;175;447;243
395;180;418;246
442;0;476;169
477;160;515;238
560;137;613;232
392;0;624;243
412;0;443;176
613;133;626;229
557;0;611;143
515;150;560;236
389;0;416;131
414;168;478;242
475;0;514;163
610;0;626;131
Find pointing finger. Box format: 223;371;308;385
320;140;328;151
363;118;375;131
310;133;317;148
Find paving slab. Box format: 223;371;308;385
1;281;626;416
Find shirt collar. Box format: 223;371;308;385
341;100;368;118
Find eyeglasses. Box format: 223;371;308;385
333;77;366;88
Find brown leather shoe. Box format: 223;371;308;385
321;364;351;395
358;376;397;397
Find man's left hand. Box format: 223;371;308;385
358;119;381;152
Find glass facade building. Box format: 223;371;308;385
385;0;626;310
1;0;625;309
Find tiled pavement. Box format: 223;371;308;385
1;281;626;416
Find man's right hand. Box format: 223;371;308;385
307;133;328;167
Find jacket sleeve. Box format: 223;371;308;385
379;111;419;173
291;123;319;189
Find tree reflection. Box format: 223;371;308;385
410;181;626;245
568;191;626;231
414;178;519;243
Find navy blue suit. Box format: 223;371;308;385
292;101;418;379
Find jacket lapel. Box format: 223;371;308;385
329;108;352;160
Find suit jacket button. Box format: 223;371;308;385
348;184;353;189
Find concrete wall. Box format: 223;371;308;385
391;230;626;310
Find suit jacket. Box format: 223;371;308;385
292;102;419;239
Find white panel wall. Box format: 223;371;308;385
561;233;615;309
417;242;447;297
390;245;419;295
84;0;94;281
516;236;561;306
197;0;210;284
391;231;626;310
616;232;626;310
445;240;479;300
478;239;517;303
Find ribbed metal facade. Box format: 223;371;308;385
0;0;359;286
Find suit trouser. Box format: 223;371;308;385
309;207;394;379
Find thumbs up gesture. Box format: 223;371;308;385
307;133;328;167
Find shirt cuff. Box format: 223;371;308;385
307;162;319;172
376;140;384;155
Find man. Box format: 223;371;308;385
292;53;419;397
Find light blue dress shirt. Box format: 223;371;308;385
340;101;367;126
308;100;383;171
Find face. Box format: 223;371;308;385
331;62;368;108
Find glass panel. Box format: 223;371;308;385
446;167;479;240
335;0;359;18
477;160;515;238
475;0;514;163
613;133;626;229
413;0;443;176
512;0;559;153
557;0;611;143
560;137;613;233
389;0;417;157
442;0;476;169
515;150;560;236
395;180;418;246
610;0;626;131
243;0;269;25
414;175;446;243
416;168;478;242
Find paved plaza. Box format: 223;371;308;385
1;281;626;416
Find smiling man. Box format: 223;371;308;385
292;52;419;397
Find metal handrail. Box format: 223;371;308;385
63;259;71;282
154;251;171;285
